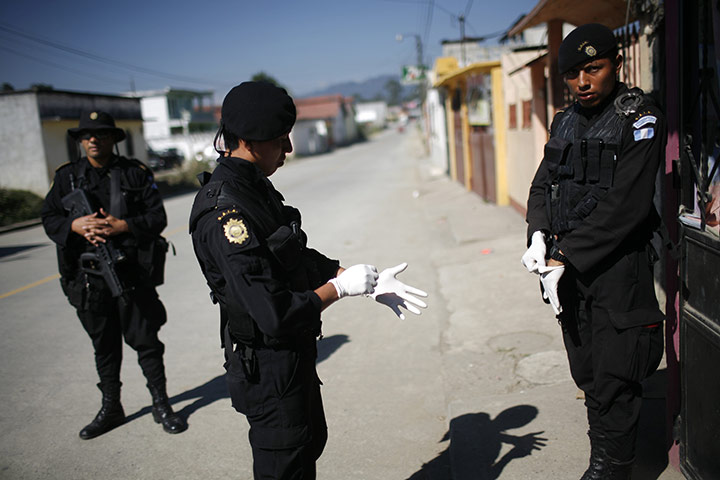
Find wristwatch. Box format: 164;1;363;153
549;245;568;264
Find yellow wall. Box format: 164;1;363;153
492;66;508;205
461;83;472;191
445;92;458;182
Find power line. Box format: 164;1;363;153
464;0;474;18
0;22;219;87
423;0;435;61
0;31;138;80
0;45;130;87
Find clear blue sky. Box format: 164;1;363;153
0;0;539;101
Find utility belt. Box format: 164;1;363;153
544;136;618;235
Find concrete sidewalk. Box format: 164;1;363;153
407;129;683;479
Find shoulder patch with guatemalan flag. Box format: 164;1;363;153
633;115;657;129
632;110;657;142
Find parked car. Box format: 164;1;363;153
147;148;184;171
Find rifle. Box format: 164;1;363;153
61;188;125;297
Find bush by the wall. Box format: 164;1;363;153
0;160;211;228
0;189;44;227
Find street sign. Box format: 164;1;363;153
401;65;426;84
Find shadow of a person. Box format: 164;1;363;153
407;405;547;480
125;333;351;425
317;333;350;363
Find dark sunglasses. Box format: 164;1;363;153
79;131;114;141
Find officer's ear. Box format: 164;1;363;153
614;54;623;77
237;138;254;154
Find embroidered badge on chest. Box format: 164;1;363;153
224;218;249;245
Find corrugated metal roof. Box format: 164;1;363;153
508;0;634;37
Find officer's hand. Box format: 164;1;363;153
521;231;547;274
329;264;378;298
71;213;105;246
370;263;428;320
538;264;564;315
96;208;129;237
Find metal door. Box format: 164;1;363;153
453;108;465;186
678;1;720;478
469;125;496;202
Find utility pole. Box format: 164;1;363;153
458;15;467;66
397;33;427;103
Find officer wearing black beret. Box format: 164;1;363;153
41;111;187;439
189;81;427;479
522;24;665;479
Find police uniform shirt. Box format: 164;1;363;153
41;156;167;286
42;156;167;249
190;157;340;343
526;83;666;273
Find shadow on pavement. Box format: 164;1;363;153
407;405;546;480
124;375;227;425
317;334;350;363
0;243;49;259
125;334;352;425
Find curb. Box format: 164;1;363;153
0;218;42;234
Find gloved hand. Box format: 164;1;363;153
329;264;378;298
538;264;564;315
369;263;428;320
521;231;547;274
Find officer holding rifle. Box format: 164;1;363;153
41;111;186;439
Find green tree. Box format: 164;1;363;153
250;72;288;92
2;82;14;92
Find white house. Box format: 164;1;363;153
0;89;144;196
125;88;217;161
355;101;388;128
291;95;360;156
423;79;449;177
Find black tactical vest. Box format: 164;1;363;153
189;175;319;346
545;87;645;235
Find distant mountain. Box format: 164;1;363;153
298;74;418;102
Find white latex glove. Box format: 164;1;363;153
521;231;547;274
369;263;428;320
538;264;564;315
329;264;378;298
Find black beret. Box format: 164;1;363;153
68;110;126;142
558;23;618;74
221;81;296;141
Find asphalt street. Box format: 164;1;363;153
0;126;683;479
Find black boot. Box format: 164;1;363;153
580;431;608;480
79;383;126;440
605;456;634;480
148;383;187;434
580;430;634;480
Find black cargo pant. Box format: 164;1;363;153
65;276;168;390
225;342;327;480
558;253;663;462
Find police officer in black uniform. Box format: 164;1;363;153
41;111;187;439
189;81;427;479
521;24;665;479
